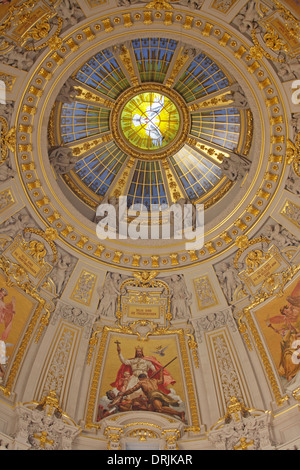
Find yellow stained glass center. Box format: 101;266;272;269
120;92;180;151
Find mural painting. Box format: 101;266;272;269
254;277;300;392
0;273;36;383
96;333;187;423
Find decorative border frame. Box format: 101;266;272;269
0;255;50;396
85;325;201;432
238;264;300;406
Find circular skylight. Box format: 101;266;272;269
120;91;180;151
52;38;250;213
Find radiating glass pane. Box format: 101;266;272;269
132;37;178;83
174;53;229;102
74;141;127;196
75;49;130;99
190;108;240;150
60;102;110;143
170;145;223;201
127;160;168;210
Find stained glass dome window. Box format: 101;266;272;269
120;92;180;151
52;37;251;214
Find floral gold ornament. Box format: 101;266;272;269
0;117;16;163
286;134;300;177
147;0;174;10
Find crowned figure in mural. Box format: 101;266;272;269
96;342;186;421
111;342;175;397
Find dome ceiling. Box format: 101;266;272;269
52;40;244;212
8;0;290;271
0;0;300;451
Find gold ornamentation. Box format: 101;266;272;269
86;326;201;431
73;84;113;107
0;0;63;52
281;200;300;228
0;117;16;162
193;276;218;311
190;138;230;163
23;227;58;263
0;188;14;214
238;264;300;406
112;158;134;198
270;0;300;46
234;235;269;267
286;134;300;177
185;331;199;368
71;133;112;157
33;431;54;449
115;273;171;329
36;390;63;416
0;255;50;395
116;44;139;87
147;0;174;10
188;92;232;111
71;270;97;305
243;110;253;156
132;271;159;285
211;0;237;13
233;437;254;450
0;72;16;92
128;428;158;440
165;47;190;88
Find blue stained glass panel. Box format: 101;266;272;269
60;102;110;143
170;145;223;201
127;160;168;210
74;142;127;197
190;108;241;150
174;53;229;103
132;38;178;83
75;49;130;99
